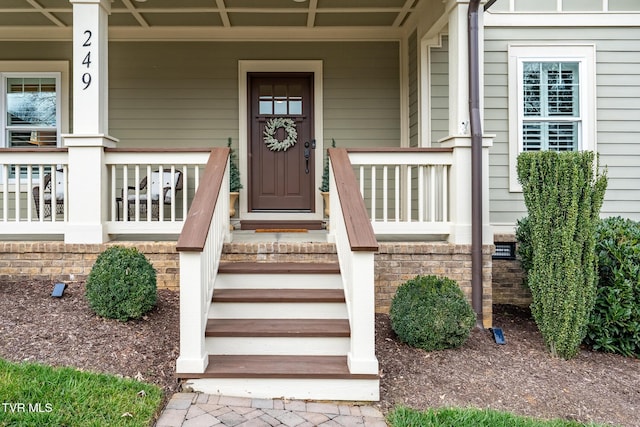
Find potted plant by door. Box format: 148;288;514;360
319;139;336;219
228;138;242;219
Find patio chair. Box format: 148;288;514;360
32;170;65;218
125;170;183;220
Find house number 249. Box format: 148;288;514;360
81;30;92;90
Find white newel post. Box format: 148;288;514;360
347;251;379;375
176;252;208;373
63;0;117;244
442;137;472;244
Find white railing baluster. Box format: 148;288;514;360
406;165;412;222
443;165;449;222
61;166;68;222
394;166;400;222
430;165;436;222
170;165;176;222
371;166;376;221
382;166;388;222
38;165;44;222
418;165;424;222
157;165;164;222
26;167;33;221
145;165;152;222
182;165;188;221
50;165;56;223
359;166;364;197
110;165;117;221
14;165;21;222
123;166;130;222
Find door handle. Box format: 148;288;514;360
304;141;311;174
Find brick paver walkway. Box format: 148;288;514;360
155;393;388;427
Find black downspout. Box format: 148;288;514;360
468;0;483;327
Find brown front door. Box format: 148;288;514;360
248;73;314;211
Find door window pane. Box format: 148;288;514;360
257;82;304;116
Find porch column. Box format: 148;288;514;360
63;0;117;244
440;0;492;245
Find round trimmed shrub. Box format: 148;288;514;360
86;246;157;321
390;275;476;351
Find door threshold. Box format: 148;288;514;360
239;220;325;231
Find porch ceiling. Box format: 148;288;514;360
0;0;425;40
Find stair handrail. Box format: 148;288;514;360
177;147;230;251
328;148;378;251
176;147;230;374
328;148;379;376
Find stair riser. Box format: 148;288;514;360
208;302;347;319
205;336;350;356
215;273;343;289
184;378;380;401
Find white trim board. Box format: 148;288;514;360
507;44;596;192
485;12;640;27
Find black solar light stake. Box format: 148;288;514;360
490;327;506;345
51;283;66;298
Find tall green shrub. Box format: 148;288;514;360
586;217;640;357
517;151;607;359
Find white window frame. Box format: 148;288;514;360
0;61;69;149
508;44;596;192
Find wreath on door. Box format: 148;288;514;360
263;117;298;152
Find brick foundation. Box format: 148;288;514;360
492;233;532;307
0;242;179;290
374;242;494;328
0;239;496;326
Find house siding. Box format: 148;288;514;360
484;25;640;226
0;41;400;151
430;35;449;146
108;41;400;150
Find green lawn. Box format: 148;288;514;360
387;406;609;427
0;358;163;427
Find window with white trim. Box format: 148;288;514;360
2;73;61;148
508;45;596;191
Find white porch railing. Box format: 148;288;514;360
347;148;453;237
104;149;211;235
0;149;69;235
176;148;230;374
328;148;379;376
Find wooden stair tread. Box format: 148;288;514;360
179;355;378;380
206;318;350;337
212;288;345;303
218;262;340;274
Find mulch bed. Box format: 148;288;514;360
0;280;638;426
